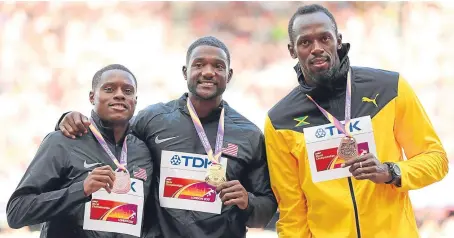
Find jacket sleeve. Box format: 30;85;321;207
54;111;71;131
6;133;90;229
264;116;312;237
245;132;277;228
55;112;138;135
242;132;278;228
394;76;449;191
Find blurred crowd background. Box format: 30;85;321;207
1;1;453;238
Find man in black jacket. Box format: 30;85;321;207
7;64;153;238
54;36;277;238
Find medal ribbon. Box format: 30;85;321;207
306;68;353;137
89;119;128;171
187;99;224;165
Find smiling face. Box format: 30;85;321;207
288;11;342;86
183;45;233;101
89;69;137;124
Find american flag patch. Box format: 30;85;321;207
222;143;238;157
133;167;147;181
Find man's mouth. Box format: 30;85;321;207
311;57;328;64
310;57;329;69
109;103;127;110
198;81;216;87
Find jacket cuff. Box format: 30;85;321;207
68;181;92;203
242;192;255;218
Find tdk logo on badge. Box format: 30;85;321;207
315;128;326;138
170;154;212;168
316;121;362;138
170;155;181;165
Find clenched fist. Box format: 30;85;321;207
216;180;249;210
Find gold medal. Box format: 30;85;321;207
337;136;358;161
112;170;131;194
205;164;226;187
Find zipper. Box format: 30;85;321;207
347;177;361;238
115;143;122;157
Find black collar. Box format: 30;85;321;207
294;43;351;101
90;110;130;145
178;93;227;123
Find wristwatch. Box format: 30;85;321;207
384;162;401;185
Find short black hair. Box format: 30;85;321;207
186;36;231;66
92;64;137;89
288;4;338;45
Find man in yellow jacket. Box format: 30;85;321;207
264;4;448;238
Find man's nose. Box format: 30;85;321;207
202;65;215;79
113;89;126;100
311;40;325;56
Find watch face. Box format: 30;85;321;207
393;164;401;176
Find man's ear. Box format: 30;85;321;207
182;66;187;81
337;33;343;49
227;68;233;84
89;91;95;105
288;43;297;59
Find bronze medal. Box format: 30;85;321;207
337;136;358;161
89;121;131;194
205;164;226;187
112;170;131;194
307;69;360;162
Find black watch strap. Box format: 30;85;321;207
384;162;397;184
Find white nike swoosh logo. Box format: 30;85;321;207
155;135;178;144
84;161;101;169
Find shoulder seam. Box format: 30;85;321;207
44;132;73;169
225;110;261;153
268;85;301;115
142;105;181;134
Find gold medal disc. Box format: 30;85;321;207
205;164;226;186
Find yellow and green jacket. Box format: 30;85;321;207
264;45;448;238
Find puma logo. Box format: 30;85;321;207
362;94;379;107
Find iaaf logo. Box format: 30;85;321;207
315;121;362;138
170;155;212;169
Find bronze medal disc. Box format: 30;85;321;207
337;136;358;161
112;170;131;194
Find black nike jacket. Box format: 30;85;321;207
133;93;277;238
6;111;153;238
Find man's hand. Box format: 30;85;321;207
216;180;249;210
83;166;116;196
342;153;392;184
59;112;90;139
